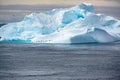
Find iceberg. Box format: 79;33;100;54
0;3;120;43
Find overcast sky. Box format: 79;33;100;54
0;0;120;7
0;0;120;23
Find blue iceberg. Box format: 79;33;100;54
0;3;120;43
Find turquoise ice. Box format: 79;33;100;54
0;3;120;43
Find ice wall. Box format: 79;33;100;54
0;3;120;43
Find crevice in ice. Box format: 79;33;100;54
0;3;120;43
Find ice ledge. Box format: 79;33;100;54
0;3;120;43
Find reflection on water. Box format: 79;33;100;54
0;43;120;80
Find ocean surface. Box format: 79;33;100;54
0;43;120;80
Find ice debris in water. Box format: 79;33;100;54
0;3;120;43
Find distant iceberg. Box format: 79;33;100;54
0;3;120;43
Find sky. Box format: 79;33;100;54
0;0;120;23
0;0;120;7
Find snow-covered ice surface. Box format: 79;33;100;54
0;3;120;43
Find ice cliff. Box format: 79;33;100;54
0;3;120;43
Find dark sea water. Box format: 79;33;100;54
0;43;120;80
